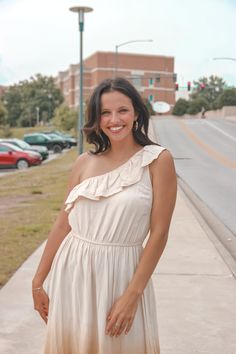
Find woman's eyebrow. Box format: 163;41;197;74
101;105;129;111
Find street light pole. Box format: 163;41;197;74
70;6;93;155
48;93;52;119
213;57;236;62
114;39;153;76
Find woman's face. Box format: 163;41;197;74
99;91;137;143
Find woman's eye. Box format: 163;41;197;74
119;109;128;113
101;111;110;116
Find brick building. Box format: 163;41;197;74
57;51;176;109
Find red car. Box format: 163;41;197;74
0;142;42;169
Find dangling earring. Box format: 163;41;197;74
133;120;138;131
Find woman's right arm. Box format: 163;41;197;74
32;153;87;322
32;206;71;289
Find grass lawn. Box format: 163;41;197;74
0;148;80;288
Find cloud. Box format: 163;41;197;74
0;56;15;84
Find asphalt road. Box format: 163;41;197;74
153;117;236;236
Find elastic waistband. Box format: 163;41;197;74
71;232;142;248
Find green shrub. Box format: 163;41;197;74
187;97;209;115
213;88;236;109
172;98;189;116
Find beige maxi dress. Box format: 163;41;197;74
44;144;165;354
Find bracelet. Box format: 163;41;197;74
32;286;43;292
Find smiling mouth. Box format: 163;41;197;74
109;126;124;133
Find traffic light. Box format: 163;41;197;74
175;83;179;91
200;83;205;90
187;81;191;91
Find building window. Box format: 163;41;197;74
149;78;153;86
131;76;142;89
149;95;153;102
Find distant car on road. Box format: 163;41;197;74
43;130;77;148
24;133;66;154
0;138;49;160
0;142;42;169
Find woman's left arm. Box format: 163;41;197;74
106;150;177;336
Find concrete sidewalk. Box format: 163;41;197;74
1;123;236;353
154;189;236;353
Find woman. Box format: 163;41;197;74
32;77;177;354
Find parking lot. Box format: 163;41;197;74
0;148;71;177
0;130;77;177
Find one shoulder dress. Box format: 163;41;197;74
44;144;166;354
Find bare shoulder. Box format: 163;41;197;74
68;152;92;189
73;151;91;170
150;148;174;170
149;149;176;183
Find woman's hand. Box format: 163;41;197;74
106;289;140;337
32;286;49;324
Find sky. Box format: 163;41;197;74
0;0;236;87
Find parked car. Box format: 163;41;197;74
0;142;42;169
43;130;77;148
0;141;42;160
0;138;49;160
41;132;68;149
24;133;66;153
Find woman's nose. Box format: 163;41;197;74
110;112;119;123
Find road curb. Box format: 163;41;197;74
178;177;236;278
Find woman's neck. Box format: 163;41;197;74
107;140;141;162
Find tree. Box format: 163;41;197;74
190;75;225;106
2;85;23;127
213;88;236;109
2;74;64;127
24;74;64;124
187;97;210;115
172;98;189;116
0;101;12;137
0;101;8;126
53;104;77;131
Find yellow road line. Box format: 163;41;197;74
178;120;236;169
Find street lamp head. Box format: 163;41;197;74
69;6;93;31
69;6;93;14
